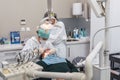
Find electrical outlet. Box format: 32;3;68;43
20;27;25;31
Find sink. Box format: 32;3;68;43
66;38;79;42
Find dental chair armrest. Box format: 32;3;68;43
76;61;85;67
85;41;103;80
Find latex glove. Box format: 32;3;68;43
39;48;44;54
33;49;39;54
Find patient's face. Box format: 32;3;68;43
40;38;47;44
41;49;50;58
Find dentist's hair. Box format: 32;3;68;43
44;12;58;21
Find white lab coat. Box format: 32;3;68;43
48;21;67;58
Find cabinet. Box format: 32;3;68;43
0;44;23;80
0;50;22;80
66;41;90;62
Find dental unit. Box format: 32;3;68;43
0;41;103;80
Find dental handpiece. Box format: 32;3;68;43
15;52;21;66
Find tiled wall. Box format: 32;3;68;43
59;17;90;37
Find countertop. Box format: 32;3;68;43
0;37;90;51
0;44;23;52
66;37;90;45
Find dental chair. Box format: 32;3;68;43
26;41;104;80
72;56;86;71
0;41;109;80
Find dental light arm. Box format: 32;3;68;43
47;0;52;19
92;25;120;49
87;0;105;17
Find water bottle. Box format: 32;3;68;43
73;28;76;38
76;28;79;39
83;28;87;37
80;28;84;38
73;28;79;39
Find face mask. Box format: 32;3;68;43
40;22;53;29
40;39;46;44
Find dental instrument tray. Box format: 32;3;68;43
0;62;43;80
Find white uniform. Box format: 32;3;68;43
22;36;55;55
20;36;56;62
22;36;40;51
48;21;67;58
19;37;40;62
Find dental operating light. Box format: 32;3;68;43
39;0;54;30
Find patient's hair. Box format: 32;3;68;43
39;54;44;60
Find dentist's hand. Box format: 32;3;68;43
39;48;44;54
42;49;50;58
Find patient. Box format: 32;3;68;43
34;28;78;80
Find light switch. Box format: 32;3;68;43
20;19;26;25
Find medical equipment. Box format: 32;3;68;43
92;24;120;49
47;0;52;19
85;0;111;80
0;62;43;80
0;41;103;80
109;53;120;80
87;0;105;17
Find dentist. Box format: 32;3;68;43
40;12;67;58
